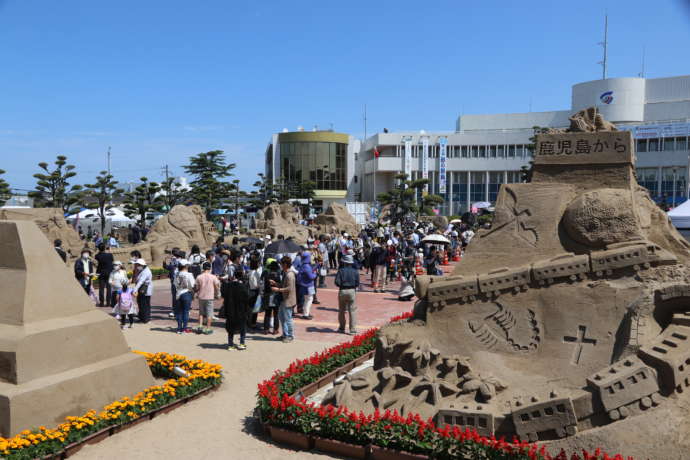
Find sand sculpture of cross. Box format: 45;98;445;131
563;325;597;365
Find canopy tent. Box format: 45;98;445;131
668;200;690;229
67;207;135;225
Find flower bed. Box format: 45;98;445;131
256;312;632;460
0;351;222;460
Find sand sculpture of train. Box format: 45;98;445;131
322;108;690;458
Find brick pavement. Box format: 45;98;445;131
97;262;456;343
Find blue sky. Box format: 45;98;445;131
1;0;689;191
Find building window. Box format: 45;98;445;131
452;172;468;214
461;146;468;158
677;137;688;151
661;167;687;204
497;145;505;158
663;138;675;151
648;138;660;152
637;139;647;153
488;145;496;158
488;171;504;202
470;171;485;202
279;141;347;191
470;146;477;158
507;145;516;158
636;168;658;197
507;171;522;183
478;145;486;158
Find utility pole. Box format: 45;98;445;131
598;14;608;80
107;146;111;175
162;164;170;182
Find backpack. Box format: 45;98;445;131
119;289;134;312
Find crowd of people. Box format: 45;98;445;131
61;216;478;351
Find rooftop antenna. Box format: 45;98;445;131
598;13;608;79
638;46;646;78
363;104;367;140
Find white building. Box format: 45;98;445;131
358;75;690;215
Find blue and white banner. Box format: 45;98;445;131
439;137;448;194
404;138;412;179
619;122;690;139
421;137;429;192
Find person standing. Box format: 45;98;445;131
271;256;296;343
261;259;281;335
54;239;67;263
317;236;328;288
163;249;182;318
334;253;360;334
74;248;95;295
188;245;206;278
108;261;129;310
247;258;262;329
371;240;387;293
113;280;138;329
225;267;250;350
95;243;114;307
195;262;219;334
173;259;195;334
133;259;153;323
296;251;317;320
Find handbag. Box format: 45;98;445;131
319;267;327;276
251;295;263;314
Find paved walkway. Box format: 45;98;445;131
96;263;455;343
77;262;456;459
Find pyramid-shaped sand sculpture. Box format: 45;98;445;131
324;108;690;459
0;220;154;437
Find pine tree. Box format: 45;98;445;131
183;150;235;217
159;176;187;211
377;174;443;223
122;177;162;227
28;155;83;213
0;169;10;207
83;171;123;236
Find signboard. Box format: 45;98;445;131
439;137;448;194
421;137;429;192
403;137;412;180
619;122;690;139
533;131;633;166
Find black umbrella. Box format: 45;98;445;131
239;236;262;244
265;239;301;255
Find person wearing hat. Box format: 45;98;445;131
54;239;67;263
74;248;95;295
133;258;153;323
173;259;195;334
334;252;360;334
108;261;129;312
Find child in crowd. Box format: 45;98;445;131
114;280;138;329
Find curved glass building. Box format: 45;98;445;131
265;130;360;214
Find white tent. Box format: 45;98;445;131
668;200;690;229
67;207;134;223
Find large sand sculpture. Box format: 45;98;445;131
313;202;360;236
0;208;82;259
109;204;218;266
323;108;690;458
253;203;311;241
0;221;154;437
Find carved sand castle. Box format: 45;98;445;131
0;221;154;437
323;108;690;458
